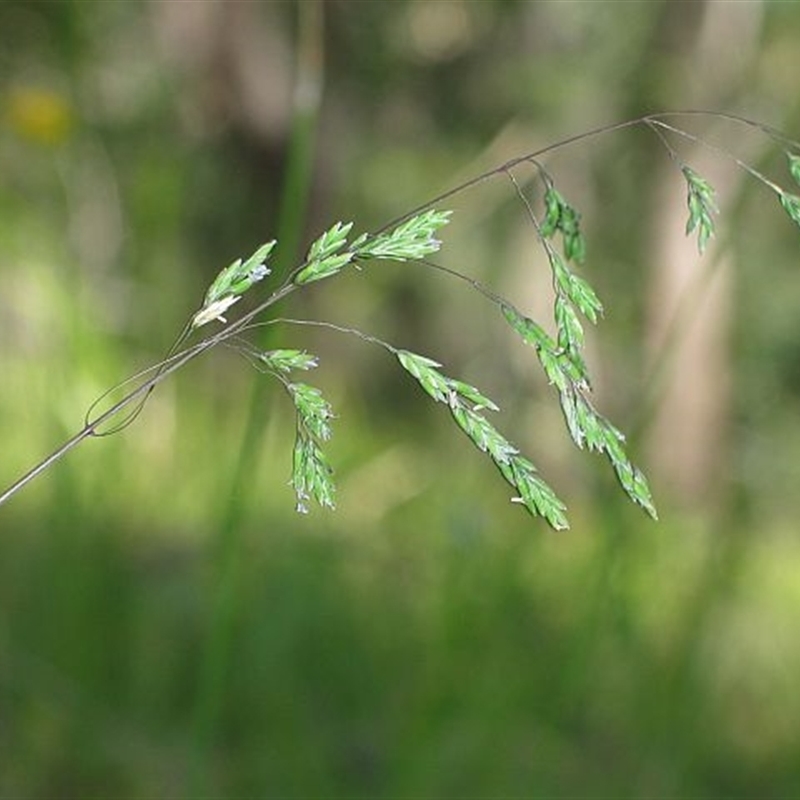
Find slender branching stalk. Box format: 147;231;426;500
3;111;800;528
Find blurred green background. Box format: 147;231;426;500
2;1;800;796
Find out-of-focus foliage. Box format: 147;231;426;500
2;1;800;796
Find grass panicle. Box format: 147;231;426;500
4;111;800;528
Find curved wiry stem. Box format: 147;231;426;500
1;109;793;510
0;281;298;507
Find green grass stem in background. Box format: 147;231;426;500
187;2;326;796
